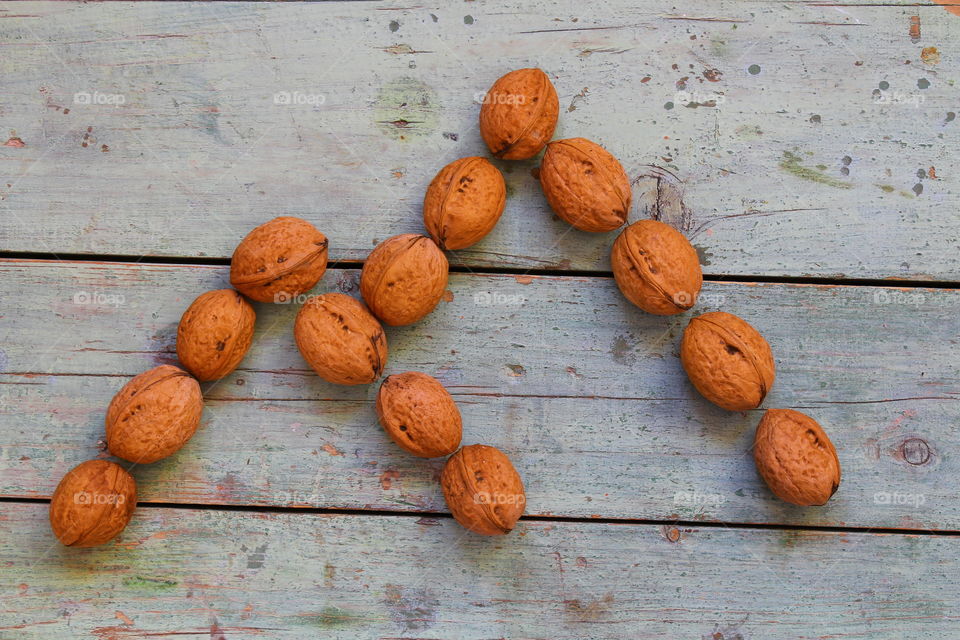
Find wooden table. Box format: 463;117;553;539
1;1;958;637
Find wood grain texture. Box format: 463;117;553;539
1;502;957;639
1;259;957;530
1;1;958;279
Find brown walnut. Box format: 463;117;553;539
106;365;204;464
49;459;137;547
539;138;631;232
753;409;841;506
360;234;448;327
376;372;462;458
230;216;328;303
294;293;388;385
441;444;525;535
176;289;256;381
423;156;506;250
479;68;559;160
611;219;703;315
680;311;775;411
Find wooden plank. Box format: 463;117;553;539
1;1;958;279
1;259;957;530
0;502;957;639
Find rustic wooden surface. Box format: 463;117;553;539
2;502;959;639
1;1;958;279
1;260;958;532
1;1;959;638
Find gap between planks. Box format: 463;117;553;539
1;253;958;290
3;495;958;537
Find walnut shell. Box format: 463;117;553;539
230;216;328;303
754;409;841;506
376;372;462;458
49;460;137;547
423;157;507;250
294;293;387;385
441;444;525;535
479;68;559;160
176;289;256;381
539;138;631;232
611;219;703;315
360;234;448;326
106;365;204;464
680;312;776;411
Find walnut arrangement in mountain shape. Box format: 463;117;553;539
50;66;839;548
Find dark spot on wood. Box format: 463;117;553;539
901;437;931;465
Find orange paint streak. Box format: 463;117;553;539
117;528;188;549
909;15;921;39
322;443;343;456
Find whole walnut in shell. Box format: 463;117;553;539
230;216;328;303
754;409;841;506
441;444;525;535
176;289;255;381
612;219;703;315
539;138;631;232
423;156;506;250
680;312;775;411
376;372;462;458
360;234;448;326
294;293;387;385
49;460;137;547
479;68;559;160
106;365;204;464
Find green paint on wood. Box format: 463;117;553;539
300;606;363;627
779;151;853;189
373;77;439;141
122;576;178;590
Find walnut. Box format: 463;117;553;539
680;311;775;411
441;445;525;535
376;372;462;458
49;460;137;547
753;409;841;506
294;293;387;385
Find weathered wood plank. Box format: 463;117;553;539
1;2;958;279
0;503;957;639
0;259;957;530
